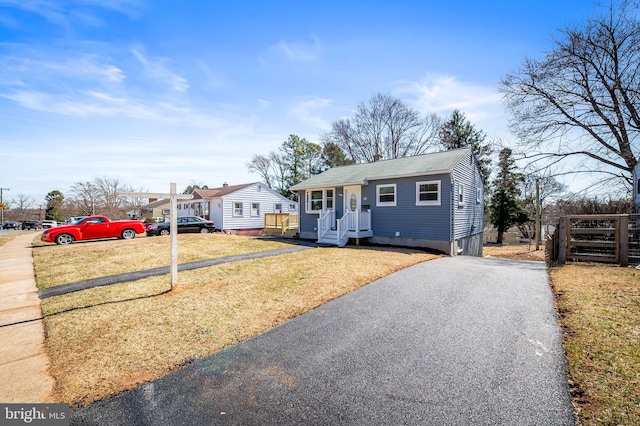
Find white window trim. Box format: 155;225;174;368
251;202;260;217
233;201;243;217
305;188;335;213
416;180;441;206
476;188;482;204
376;184;397;207
458;183;465;206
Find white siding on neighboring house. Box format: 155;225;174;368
220;183;296;231
209;198;224;230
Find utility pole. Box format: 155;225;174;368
535;178;541;251
0;187;9;224
118;183;193;290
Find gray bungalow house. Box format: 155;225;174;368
290;148;484;256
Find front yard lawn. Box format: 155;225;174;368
34;235;439;406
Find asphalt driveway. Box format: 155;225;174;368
71;256;575;425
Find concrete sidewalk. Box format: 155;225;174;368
0;232;54;402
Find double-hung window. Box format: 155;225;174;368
251;202;260;216
233;202;243;216
416;181;441;206
376;184;397;206
458;184;464;206
306;189;334;213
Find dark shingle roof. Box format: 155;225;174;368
192;183;255;199
290;148;471;190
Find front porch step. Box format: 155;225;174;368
318;230;340;246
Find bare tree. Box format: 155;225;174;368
500;0;640;190
247;154;274;188
69;181;100;215
322;93;442;163
94;177;130;217
9;194;36;220
518;173;567;238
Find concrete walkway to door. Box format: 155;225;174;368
71;256;576;425
0;232;54;402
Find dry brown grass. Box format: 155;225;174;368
0;233;17;247
549;263;640;425
36;236;439;406
0;230;35;247
32;233;289;288
483;242;546;261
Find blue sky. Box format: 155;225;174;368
0;0;596;204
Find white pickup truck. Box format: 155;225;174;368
41;220;58;229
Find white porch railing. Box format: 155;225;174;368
317;210;334;241
342;209;371;232
318;209;371;246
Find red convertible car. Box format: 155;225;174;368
41;215;146;245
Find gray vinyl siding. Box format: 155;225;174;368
298;191;318;235
451;150;484;240
297;188;345;235
365;174;452;241
220;183;296;230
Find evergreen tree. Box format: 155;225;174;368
321;142;354;168
440;109;493;183
489;148;530;243
44;190;64;222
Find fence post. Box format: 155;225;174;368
558;217;567;264
620;215;629;267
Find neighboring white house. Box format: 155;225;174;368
178;182;298;235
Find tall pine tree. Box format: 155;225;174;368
440;109;493;184
489;148;529;243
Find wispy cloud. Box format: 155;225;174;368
0;11;20;28
396;74;507;138
267;38;322;62
258;99;271;110
288;97;332;129
0;53;125;87
0;0;144;29
132;47;189;92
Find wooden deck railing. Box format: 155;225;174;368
264;213;299;233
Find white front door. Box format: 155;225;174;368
343;185;361;213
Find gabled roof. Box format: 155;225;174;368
192;183;254;199
290;148;472;190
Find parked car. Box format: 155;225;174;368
143;222;157;233
2;221;21;230
42;220;58;229
21;220;41;230
63;216;87;225
146;216;215;236
41;215;146;245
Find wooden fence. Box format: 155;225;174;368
546;214;640;266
